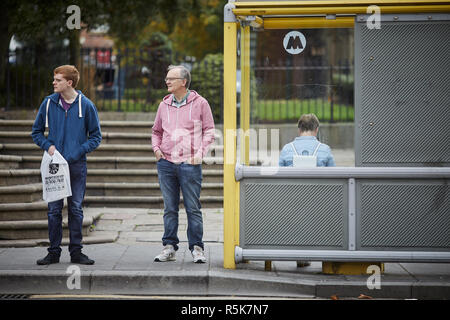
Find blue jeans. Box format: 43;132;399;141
157;159;203;252
47;160;87;256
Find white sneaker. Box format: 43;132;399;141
154;245;176;262
191;245;206;263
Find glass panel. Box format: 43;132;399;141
251;28;354;124
239;27;354;166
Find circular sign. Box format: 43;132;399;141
283;31;306;55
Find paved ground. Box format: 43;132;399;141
0;206;449;300
1;149;449;300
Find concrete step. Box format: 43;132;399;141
86;182;223;197
0;155;21;169
0;131;151;144
85;168;223;183
84;195;223;208
0;120;154;133
0;120;35;132
0;232;118;248
0;168;223;186
100;121;154;133
0;130;223;145
0;143;224;157
0;182;223;205
0;169;41;186
0;143;154;157
0;201;60;221
4;155;224;170
0;209;101;240
0;183;42;204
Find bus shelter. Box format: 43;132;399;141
223;0;450;272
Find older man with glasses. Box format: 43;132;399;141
152;65;215;263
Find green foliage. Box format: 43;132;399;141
190;53;223;123
253;99;354;123
332;73;354;105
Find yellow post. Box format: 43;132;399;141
223;17;238;269
237;25;252;264
240;25;251;166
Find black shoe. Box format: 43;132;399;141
71;252;95;265
36;253;60;265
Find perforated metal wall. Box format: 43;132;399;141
355;19;450;166
240;179;348;249
357;180;450;250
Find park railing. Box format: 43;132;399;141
2;46;225;122
2;46;354;124
251;59;354;123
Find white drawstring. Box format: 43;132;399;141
78;94;82;118
45;98;50;128
45;93;82;128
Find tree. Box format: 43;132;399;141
1;0;166;72
170;0;225;59
1;0;167;108
133;0;226;61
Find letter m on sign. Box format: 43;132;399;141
283;31;306;55
287;36;303;50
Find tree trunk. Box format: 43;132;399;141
68;29;81;67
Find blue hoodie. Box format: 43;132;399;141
31;91;102;164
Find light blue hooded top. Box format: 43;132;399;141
279;136;336;167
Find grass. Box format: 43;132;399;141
95;99;158;113
93;97;355;123
253;99;354;122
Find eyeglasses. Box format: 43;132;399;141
165;77;183;82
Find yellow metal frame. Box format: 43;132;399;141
234;0;450;6
223;0;450;270
233;0;450;18
223;21;238;269
264;17;354;29
234;5;450;16
240;26;251;166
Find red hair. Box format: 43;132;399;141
54;65;80;88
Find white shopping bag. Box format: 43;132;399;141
40;149;72;202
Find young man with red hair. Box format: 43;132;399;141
32;65;102;265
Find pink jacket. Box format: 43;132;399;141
152;90;215;163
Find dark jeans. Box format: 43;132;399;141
157;159;203;252
47;160;87;256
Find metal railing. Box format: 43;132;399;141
3;47;354;124
2;47;225;122
235;164;450;263
252;59;354;123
